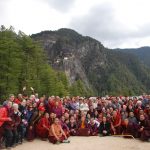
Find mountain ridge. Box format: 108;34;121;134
31;28;150;96
114;46;150;67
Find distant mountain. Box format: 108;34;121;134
115;47;150;67
31;28;150;96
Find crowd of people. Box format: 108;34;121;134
0;93;150;149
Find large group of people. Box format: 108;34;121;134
0;93;150;149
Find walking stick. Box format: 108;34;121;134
112;134;135;139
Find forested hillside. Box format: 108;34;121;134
1;26;150;100
115;47;150;67
0;26;90;100
32;28;150;96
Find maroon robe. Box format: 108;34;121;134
48;124;66;144
52;106;62;118
11;112;21;130
111;114;121;134
36;117;50;139
49;135;65;144
48;100;55;114
88;123;98;136
121;123;136;137
60;121;70;137
27;110;43;141
137;119;150;141
77;121;89;136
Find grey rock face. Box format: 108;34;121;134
31;28;150;95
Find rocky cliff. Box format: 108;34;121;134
32;28;150;96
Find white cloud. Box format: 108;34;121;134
0;0;150;48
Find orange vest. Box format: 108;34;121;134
49;124;61;137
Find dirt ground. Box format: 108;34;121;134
13;136;149;150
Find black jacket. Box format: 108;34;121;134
99;121;111;135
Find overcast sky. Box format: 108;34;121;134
1;0;150;48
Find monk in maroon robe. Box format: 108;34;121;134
49;113;56;125
52;102;63;118
121;118;136;138
27;107;45;141
36;113;50;140
111;110;121;134
48;118;70;144
77;116;89;136
60;116;70;138
47;97;55;114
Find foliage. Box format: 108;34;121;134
0;26;88;101
32;28;150;96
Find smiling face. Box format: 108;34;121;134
45;113;49;119
54;118;60;125
124;118;129;125
61;116;65;122
90;118;95;124
55;101;59;106
70;116;75;123
139;109;144;115
140;114;145;121
102;116;107;122
50;113;55;118
113;110;117;117
129;111;134;117
7;101;12;109
9;95;15;102
21;100;26;106
13;103;19;111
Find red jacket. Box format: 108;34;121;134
0;106;10;127
14;98;21;105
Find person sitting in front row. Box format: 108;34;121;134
35;113;50;141
121;118;136;138
99;116;111;136
48;118;70;144
77;116;89;136
88;118;98;136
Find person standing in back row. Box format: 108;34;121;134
0;101;12;149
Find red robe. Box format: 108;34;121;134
52;106;63;118
137;119;150;141
48;100;55;114
77;121;89;136
88;123;98;136
111;113;121;134
121;123;136;137
36;117;50;139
